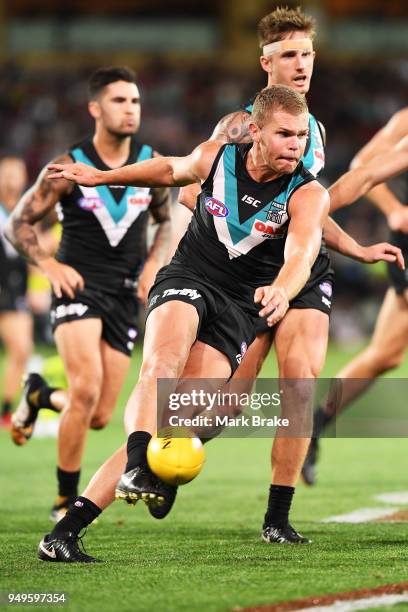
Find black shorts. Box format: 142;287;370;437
0;270;28;313
51;287;139;356
146;268;256;375
253;274;334;335
388;231;408;295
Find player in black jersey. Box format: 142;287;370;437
36;85;334;559
6;67;171;520
302;110;408;484
0;157;32;427
173;6;402;540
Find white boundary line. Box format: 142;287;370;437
301;592;408;611
322;507;398;523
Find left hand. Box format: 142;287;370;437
254;285;289;327
357;243;405;270
137;259;162;307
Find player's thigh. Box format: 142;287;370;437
142;301;199;374
0;311;33;355
369;288;408;354
181;340;232;379
92;341;131;425
54;318;104;388
274;308;329;378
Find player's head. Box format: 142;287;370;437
249;85;309;174
88;66;141;138
258;6;316;95
0;157;27;206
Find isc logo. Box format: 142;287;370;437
205;197;229;218
242;194;261;207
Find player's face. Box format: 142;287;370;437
261;31;315;95
252;110;309;174
91;81;141;137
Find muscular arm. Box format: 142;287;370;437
5;154;73;264
48;141;221;189
329;137;408;211
256;183;330;327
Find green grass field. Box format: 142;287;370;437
1;343;408;611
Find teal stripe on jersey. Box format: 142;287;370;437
137;145;153;162
302;115;317;170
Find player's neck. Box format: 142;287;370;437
92;130;132;169
247;144;283;183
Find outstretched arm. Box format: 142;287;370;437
255;182;330;326
48;141;221;189
329;136;408;211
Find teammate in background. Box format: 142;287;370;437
302;112;408;484
175;6;403;537
6;66;171;520
38;86;333;561
0;157;32;427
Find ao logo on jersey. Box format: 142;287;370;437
205;197;229;218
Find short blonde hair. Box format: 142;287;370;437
251;85;308;128
258;6;316;48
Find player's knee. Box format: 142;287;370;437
90;414;110;430
366;345;404;373
279;359;321;379
70;379;101;412
8;340;32;366
141;351;186;380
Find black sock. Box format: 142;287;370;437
1;401;11;416
313;406;335;438
38;386;60;413
125;431;152;472
57;467;80;498
50;496;101;538
263;484;295;529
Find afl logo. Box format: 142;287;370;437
205;197;229;218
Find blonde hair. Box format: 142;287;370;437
258;6;316;48
251;85;308;128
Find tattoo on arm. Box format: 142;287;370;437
5;154;73;264
210;111;251;144
148;186;172;265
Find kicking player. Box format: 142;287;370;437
36;85;333;561
174;6;403;536
6;66;171;520
302;112;408;484
0;157;32;427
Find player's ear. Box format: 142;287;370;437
248;121;260;143
260;55;272;74
88;100;100;120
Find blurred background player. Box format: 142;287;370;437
302;108;408;485
6;66;172;520
0;157;32;427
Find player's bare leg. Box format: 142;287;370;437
304;288;408;484
0;311;32;426
262;308;329;544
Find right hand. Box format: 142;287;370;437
47;161;103;187
388;206;408;233
38;257;84;299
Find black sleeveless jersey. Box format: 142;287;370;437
56;137;156;293
170;143;330;317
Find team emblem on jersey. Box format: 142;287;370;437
127;194;152;207
205;197;229;218
254;219;287;240
319;282;332;298
78;196;104;211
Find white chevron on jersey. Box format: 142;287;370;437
77;185;151;247
211;156;288;260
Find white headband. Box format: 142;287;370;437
262;38;313;56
